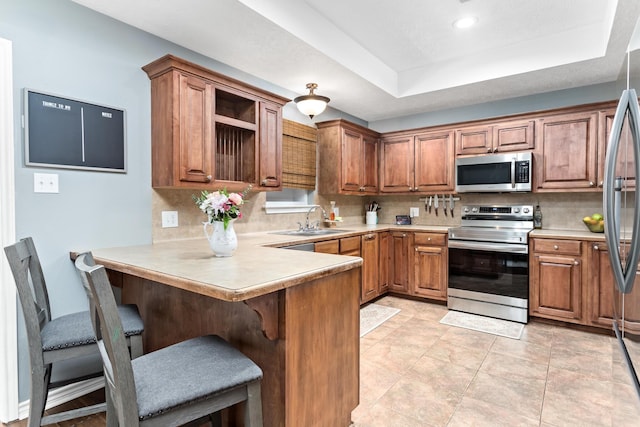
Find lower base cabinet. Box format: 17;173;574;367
389;231;411;294
530;238;583;323
412;233;448;301
361;233;379;303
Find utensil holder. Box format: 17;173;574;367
366;211;377;225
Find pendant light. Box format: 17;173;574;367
294;83;330;119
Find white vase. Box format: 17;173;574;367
203;219;238;257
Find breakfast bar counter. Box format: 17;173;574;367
86;237;363;427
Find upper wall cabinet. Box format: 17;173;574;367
380;129;454;193
142;55;289;191
534;111;598;191
455;119;535;156
598;107;636;189
316;120;379;195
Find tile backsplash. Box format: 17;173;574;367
152;189;626;242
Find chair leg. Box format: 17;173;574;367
105;384;118;427
244;381;263;427
28;365;50;427
129;335;144;359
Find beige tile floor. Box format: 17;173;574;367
352;296;640;427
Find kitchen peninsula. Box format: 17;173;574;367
83;234;362;427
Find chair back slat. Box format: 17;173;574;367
4;238;51;365
75;253;140;426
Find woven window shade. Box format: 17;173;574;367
282;119;317;189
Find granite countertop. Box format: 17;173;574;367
86;224;450;303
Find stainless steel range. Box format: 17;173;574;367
447;205;533;323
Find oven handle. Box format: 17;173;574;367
448;239;528;254
511;157;516;188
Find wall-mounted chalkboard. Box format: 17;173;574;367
24;89;127;172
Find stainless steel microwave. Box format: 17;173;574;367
455;152;532;193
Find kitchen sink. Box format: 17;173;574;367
271;229;352;237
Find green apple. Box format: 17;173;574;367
591;213;603;221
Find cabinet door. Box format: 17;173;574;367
588;242;640;333
598;108;636;189
413;245;447;300
179;74;213;183
493;119;535;153
389;232;411;293
340;236;361;256
414;130;454;192
531;253;582;322
258;102;282;189
535;111;598;190
361;233;380;303
455;125;493;155
341;128;364;192
380;136;414;193
361;134;379;194
378;231;391;294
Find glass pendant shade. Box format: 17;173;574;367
294;83;330;118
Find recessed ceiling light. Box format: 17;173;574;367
453;16;478;29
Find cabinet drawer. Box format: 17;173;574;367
414;232;446;246
315;240;339;254
533;238;581;256
340;236;361;254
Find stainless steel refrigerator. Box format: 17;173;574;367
603;87;640;402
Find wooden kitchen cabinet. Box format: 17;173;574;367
389;231;412;294
455;119;535;156
412;233;448;301
598;107;636;189
530;238;584;323
587;242;640;332
380;129;454;193
316;120;379;195
361;233;380;303
315;239;339;254
378;231;391;295
143;54;288;191
534;110;598;191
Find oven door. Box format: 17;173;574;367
448;240;529;322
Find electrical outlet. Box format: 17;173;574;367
161;211;179;228
33;173;59;193
409;207;420;217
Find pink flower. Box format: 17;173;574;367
228;193;243;206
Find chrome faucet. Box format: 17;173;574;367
302;205;328;231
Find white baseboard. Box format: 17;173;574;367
17;377;104;420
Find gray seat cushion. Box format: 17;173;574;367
41;304;144;351
132;335;263;421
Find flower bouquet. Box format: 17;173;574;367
193;186;250;230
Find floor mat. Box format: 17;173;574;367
360;304;401;337
440;310;524;340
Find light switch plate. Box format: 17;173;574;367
161;211;179;228
409;207;420;217
33;173;59;193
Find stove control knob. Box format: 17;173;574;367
522;207;530;214
513;208;520;213
463;207;470;213
471;207;478;213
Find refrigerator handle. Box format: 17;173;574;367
603;88;640;294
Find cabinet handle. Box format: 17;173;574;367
487;148;492;153
589;181;595;187
261;179;267;186
599;181;603;187
493;147;498;152
402;233;407;237
205;175;212;182
574;260;579;265
364;234;375;240
593;244;599;250
553;245;559;250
